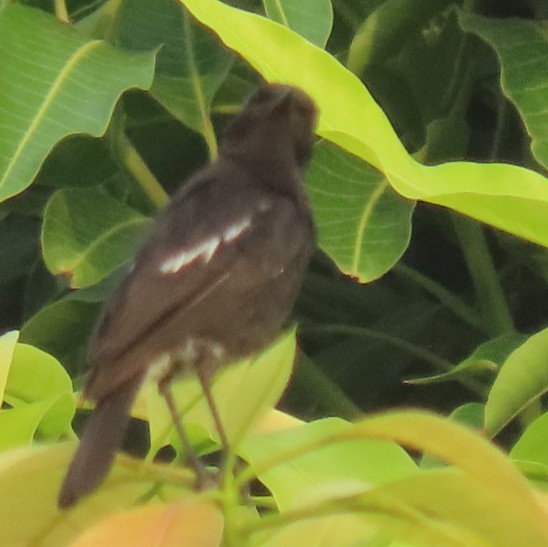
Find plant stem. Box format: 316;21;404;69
302;323;453;372
54;0;70;22
112;129;169;210
451;214;514;337
394;263;485;332
295;356;362;420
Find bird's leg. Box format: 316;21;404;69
158;368;210;488
196;364;252;504
196;364;231;454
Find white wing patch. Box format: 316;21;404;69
160;215;252;274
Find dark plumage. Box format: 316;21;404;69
58;84;318;508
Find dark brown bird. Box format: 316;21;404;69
58;84;318;508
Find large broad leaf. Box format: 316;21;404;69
511;412;548;477
71;501;223;547
458;12;548;169
41;188;150;288
179;0;548;248
485;327;548;436
144;329;296;454
0;444;190;546
307;141;414;281
243;412;548;546
242;418;417;511
263;0;333;48
20;276;124;368
0;4;155;203
0;337;74;450
114;0;233;141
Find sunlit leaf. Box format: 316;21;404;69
0;444;189;547
144;329;296;454
511;412;548;480
72;501;223;547
0;331;19;404
242;418;417;510
485;327;548;436
180;0;548;247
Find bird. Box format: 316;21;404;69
58;83;318;508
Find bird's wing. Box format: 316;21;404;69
85;162;311;398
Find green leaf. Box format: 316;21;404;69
347;0;454;74
180;0;548;247
35;136;119;189
21;297;102;371
0;331;18;404
246;412;548;546
114;0;233;141
4;343;73;407
485;327;548;436
458;12;548;169
0;337;74;449
361;469;548;547
0;216;40;286
307;141;414;281
420;403;485;469
404;359;495;386
41;188;150;288
0;4;155;203
347;411;548;541
405;333;525;385
242;417;417;511
263;0;333;48
144;329;296;454
511;412;548;480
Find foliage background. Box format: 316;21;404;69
0;0;547;545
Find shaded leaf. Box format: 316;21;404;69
35;136;119;189
404;359;495;386
0;4;155;202
0;216;40;286
307;141;414;281
405;333;525;385
115;0;233;138
347;0;454;74
21;298;101;370
41;188;149;288
458;12;548;168
263;0;333;48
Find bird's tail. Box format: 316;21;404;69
58;374;143;509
